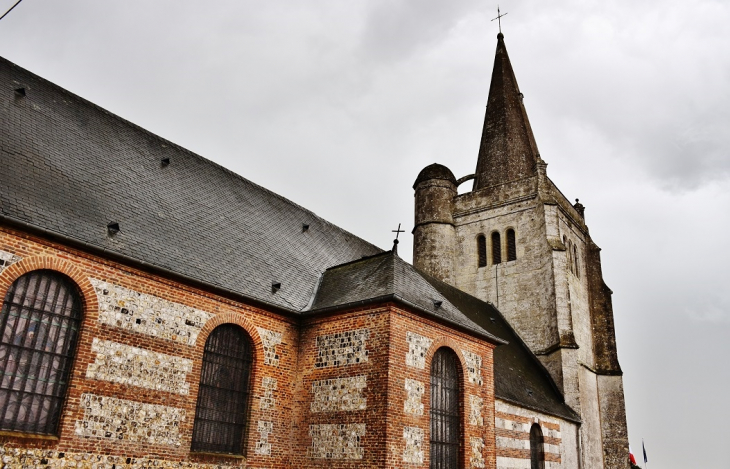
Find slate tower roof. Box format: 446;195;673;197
473;33;541;190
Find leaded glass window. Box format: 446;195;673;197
430;347;460;469
191;324;253;454
0;270;83;435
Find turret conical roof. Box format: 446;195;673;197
473;33;540;190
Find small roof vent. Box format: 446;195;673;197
271;282;281;294
160;157;170;167
107;222;120;236
302;223;310;232
14;88;26;97
432;300;443;309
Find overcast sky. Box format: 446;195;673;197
1;1;729;466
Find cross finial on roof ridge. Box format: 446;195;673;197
392;223;405;255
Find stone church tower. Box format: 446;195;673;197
413;33;629;468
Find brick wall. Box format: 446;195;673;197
0;225;501;468
0;226;297;468
387;308;497;469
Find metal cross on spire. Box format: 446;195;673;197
392;223;405;254
491;5;508;33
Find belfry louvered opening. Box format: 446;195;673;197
430;347;460;469
491;231;502;264
0;270;83;435
506;228;517;261
477;235;487;267
191;324;253;455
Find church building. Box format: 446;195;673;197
0;32;629;468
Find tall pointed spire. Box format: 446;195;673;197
473;33;540;191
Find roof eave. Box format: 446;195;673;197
306;293;507;346
495;395;582;424
0;214;301;319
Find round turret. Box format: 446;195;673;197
412;163;457;283
413;163;457;189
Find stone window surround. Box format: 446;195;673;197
475;227;519;266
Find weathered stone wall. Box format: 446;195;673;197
579;366;605;469
432;163;630;468
413;175;457;284
598;375;630;469
402;426;425;464
553;208;593;367
74;393;186;446
452;182;560;355
91;278;213;346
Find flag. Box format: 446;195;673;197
642;440;648;464
629;446;637;465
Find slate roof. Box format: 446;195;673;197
0;56;381;311
473;33;541;191
0;56;577;422
309;251;504;344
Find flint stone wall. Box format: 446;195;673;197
86;338;192;394
405;332;433;369
0;249;21;275
0;448;244;469
91;278;211;346
315;328;369;368
404;378;425;416
310;375;367;413
74;394;185;447
402;426;424;464
307;423;366;460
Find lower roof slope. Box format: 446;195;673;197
309;251;503;344
0;57;381;311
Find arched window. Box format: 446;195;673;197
0;270;83;435
430;347;460;469
574;245;580;278
477;235;487;267
192;324;253;455
491;231;502;265
506;229;517;262
530;423;545;469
